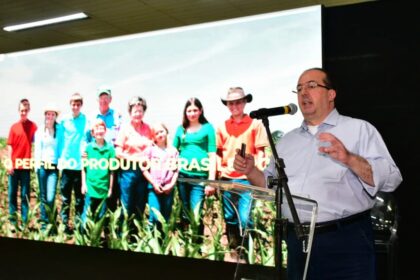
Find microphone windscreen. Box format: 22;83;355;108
288;103;298;115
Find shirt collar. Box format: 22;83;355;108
72;112;85;120
228;114;252;124
301;108;339;131
98;108;113;117
92;140;110;151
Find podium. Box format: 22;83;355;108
178;178;318;280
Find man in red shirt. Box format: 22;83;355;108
217;87;269;259
6;98;37;228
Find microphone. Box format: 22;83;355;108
250;103;298;119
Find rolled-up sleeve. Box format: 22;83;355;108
359;122;403;196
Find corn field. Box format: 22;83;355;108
0;137;285;267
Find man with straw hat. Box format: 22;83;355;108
216;87;269;260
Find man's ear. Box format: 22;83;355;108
328;89;336;101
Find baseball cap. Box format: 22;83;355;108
97;85;111;97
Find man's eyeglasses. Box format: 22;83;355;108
293;80;331;94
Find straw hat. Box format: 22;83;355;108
43;103;60;116
221;90;252;106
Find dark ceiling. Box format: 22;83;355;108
0;0;370;54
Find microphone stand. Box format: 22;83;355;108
259;116;304;279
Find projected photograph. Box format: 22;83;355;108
0;5;322;265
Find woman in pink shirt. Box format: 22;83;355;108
143;123;179;233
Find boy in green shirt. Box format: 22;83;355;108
81;120;116;225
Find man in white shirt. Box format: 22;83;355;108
233;67;402;280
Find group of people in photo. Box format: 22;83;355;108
3;83;267;255
3;67;403;279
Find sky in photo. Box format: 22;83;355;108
0;5;322;139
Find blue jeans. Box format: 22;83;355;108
221;178;253;233
81;194;107;226
177;173;206;225
147;183;174;228
60;169;84;228
37;166;58;226
119;168;148;221
286;213;375;280
8;169;31;224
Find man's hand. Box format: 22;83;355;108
318;132;374;186
318;132;351;164
233;148;255;176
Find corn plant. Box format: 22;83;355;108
131;218;161;254
52;223;69;244
202;196;228;261
15;200;40;238
175;202;203;258
106;206;131;251
148;208;173;253
0;165;7;194
247;199;276;266
74;201;107;247
43;203;59;235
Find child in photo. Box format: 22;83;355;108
81;120;116;227
143;123;179;231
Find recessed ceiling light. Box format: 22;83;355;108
3;12;88;32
